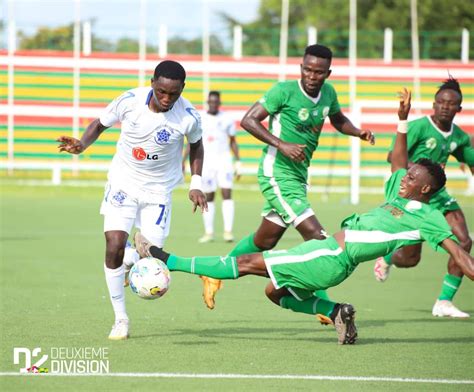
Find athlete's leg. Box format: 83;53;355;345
390;244;423;268
433;209;471;318
200;191;216;243
221;187;234;241
294;214;331;299
228;217;287;257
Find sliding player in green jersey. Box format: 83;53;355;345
134;89;474;345
374;77;473;319
200;44;375;311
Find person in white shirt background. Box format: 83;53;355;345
57;60;207;340
198;91;241;244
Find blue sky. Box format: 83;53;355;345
3;0;260;45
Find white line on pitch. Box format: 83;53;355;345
0;372;473;384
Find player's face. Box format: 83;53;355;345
207;95;220;115
433;89;462;123
300;55;331;97
399;165;432;200
151;77;185;112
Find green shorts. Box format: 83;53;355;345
258;175;312;225
429;187;460;214
263;237;354;299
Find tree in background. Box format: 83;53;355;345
224;0;474;59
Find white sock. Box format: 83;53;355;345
123;246;140;267
222;199;234;233
104;264;128;321
202;201;215;235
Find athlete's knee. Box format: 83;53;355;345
105;233;127;268
459;235;472;252
264;284;281;306
236;253;267;276
393;251;421;268
253;236;278;251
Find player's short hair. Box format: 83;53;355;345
416;158;446;195
208;90;220;99
153;60;186;82
435;75;462;103
304;44;333;61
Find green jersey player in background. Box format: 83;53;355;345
374;77;473;319
134;88;474;345
201;44;375;313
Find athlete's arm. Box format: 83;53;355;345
241;102;306;162
188;138;207;213
57;118;109;154
329;111;375;145
229;135;241;180
391;88;411;173
441;238;474;280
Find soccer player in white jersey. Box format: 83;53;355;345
199;91;241;244
57;60;207;340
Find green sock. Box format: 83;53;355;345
438;273;463;301
280;295;336;317
383;251;394;265
228;232;262;257
167;254;239;279
314;290;330;301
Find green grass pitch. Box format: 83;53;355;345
0;184;473;391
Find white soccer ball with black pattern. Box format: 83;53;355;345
129;257;171;300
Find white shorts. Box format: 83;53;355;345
100;182;172;248
202;155;233;193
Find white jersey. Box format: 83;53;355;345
100;87;202;195
200;111;236;159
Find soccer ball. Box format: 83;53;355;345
129;257;171;300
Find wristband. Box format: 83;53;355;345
189;174;202;191
397;120;408;134
234;160;242;174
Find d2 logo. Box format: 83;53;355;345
13;347;49;373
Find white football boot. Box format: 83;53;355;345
108;319;130;340
432;300;470;318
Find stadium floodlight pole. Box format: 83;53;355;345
159;25;168;58
307;26;317;45
72;0;81;174
7;0;15;174
349;0;360;205
202;0;211;107
138;0;147;87
461;28;469;64
278;0;289;82
82;20;91;56
383;28;393;64
410;0;421;115
233;25;243;60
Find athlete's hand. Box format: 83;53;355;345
277;141;306;162
57;136;85;154
234;160;242;181
398;88;411;120
189;189;208;213
359;129;375;145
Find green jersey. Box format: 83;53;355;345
341;169;456;265
390;116;474;166
258;80;341;182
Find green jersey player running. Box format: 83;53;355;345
374;77;474;319
200;44;375;312
134;88;474;345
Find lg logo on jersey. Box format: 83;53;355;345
132;147;158;161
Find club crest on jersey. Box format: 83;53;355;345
111;191;127;206
154;128;171;144
425;137;437;150
298;108;309;121
449;142;457;152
